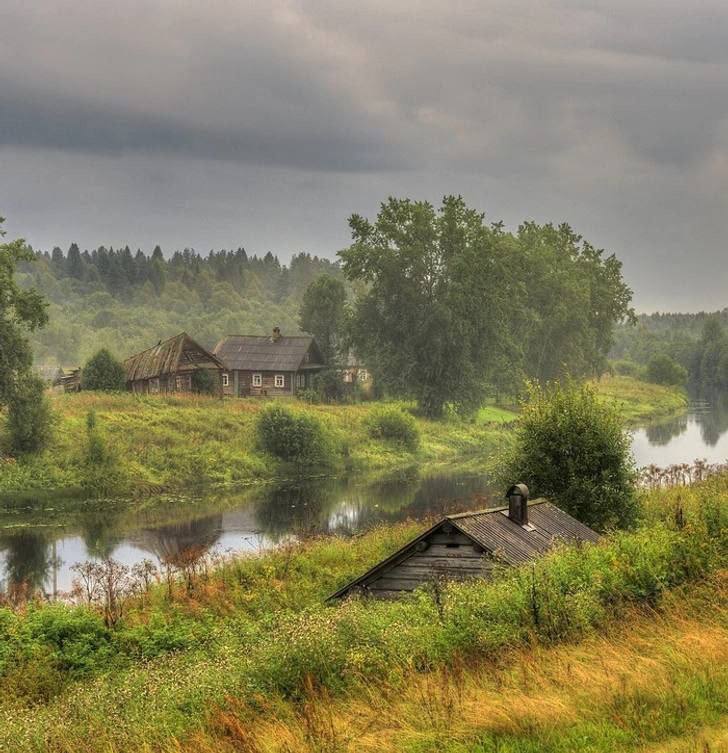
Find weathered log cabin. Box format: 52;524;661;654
124;332;224;395
213;327;325;397
330;485;600;600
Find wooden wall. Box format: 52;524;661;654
363;527;494;598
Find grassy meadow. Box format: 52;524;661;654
0;376;686;499
0;472;725;752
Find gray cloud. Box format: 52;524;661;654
1;0;728;311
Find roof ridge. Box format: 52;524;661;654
123;332;187;363
446;499;547;519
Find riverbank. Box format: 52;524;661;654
0;376;686;498
591;374;688;424
0;474;725;752
0;393;514;498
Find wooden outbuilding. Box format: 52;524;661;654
213;327;325;397
330;485;600;600
124;332;224;395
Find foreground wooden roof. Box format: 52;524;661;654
329;500;600;600
124;332;223;382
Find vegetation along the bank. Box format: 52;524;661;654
0;374;686;498
0;471;725;752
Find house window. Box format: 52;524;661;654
175;376;183;391
358;369;369;382
222;373;229;387
274;374;285;388
296;373;305;388
252;373;262;387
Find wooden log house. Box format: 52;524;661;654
124;332;224;395
330;485;601;600
213;327;325;397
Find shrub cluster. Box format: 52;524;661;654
497;380;637;531
255;404;334;466
81;349;126;391
365;406;420;451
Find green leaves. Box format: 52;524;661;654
340;197;634;417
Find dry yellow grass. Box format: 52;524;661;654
176;576;728;753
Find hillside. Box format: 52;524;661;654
0;473;725;752
0;377;686;499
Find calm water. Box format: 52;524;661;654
0;473;495;596
631;396;728;467
4;396;728;598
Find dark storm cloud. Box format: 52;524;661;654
2;0;728;310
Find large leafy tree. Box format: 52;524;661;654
339;196;516;417
1;216;52;454
299;274;347;365
515;222;635;383
0;216;48;404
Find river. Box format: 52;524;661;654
3;396;728;597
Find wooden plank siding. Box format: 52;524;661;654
222;369;316;397
330;500;601;601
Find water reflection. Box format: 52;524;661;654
632;395;728;467
0;471;492;596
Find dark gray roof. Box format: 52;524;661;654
213;335;324;372
330;500;600;600
449;501;600;565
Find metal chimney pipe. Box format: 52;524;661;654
506;483;529;525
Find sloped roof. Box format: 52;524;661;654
213;335;324;372
124;333;223;382
329;500;600;600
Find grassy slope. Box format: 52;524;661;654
591;375;688;424
0;376;685;497
0;475;725;753
185;579;728;753
0;393;508;496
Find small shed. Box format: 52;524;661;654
124;332;224;395
213;327;325;397
330;485;600;600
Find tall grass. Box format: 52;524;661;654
0;393;507;497
0;476;724;752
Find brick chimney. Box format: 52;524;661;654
506;483;529;525
272;326;282;342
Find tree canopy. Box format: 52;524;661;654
0;217;48;404
340;196;634;417
81;349;127;391
299;274;347;365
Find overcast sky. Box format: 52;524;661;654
1;1;727;312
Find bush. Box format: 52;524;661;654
644;354;688;386
497;381;637;530
365;406;419;450
81;349;126;391
190;368;217;395
256;404;334;466
612;359;640;378
6;373;53;455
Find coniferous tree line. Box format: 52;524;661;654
17;244;343;366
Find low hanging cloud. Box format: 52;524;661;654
1;0;728;310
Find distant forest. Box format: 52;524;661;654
18;244;343;365
612;310;728;393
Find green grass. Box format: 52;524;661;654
0;375;685;498
0;393;508;497
0;475;725;752
590;375;688;424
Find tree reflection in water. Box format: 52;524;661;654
252;473;493;540
0;530;55;601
